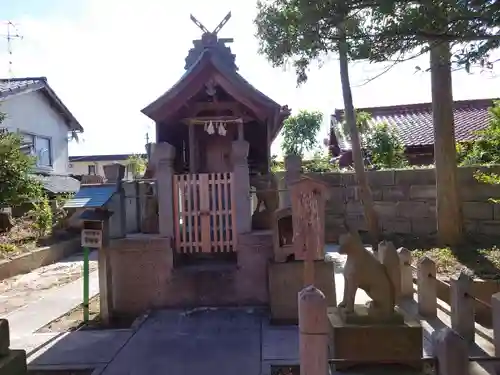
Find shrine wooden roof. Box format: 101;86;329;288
141;47;289;141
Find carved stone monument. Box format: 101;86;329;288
329;233;422;370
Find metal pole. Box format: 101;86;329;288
83;246;90;323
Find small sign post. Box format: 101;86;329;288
81;229;103;323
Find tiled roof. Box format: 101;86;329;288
31;174;81;194
0;77;83;132
64;185;117;209
331;98;497;149
69;154;147;162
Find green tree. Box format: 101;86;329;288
457;101;500;166
126;154;147;179
0;123;43;231
365;122;407;169
281;110;323;158
255;2;382;248
255;0;499;246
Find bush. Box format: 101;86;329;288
31;195;53;238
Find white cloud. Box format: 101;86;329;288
1;0;499;158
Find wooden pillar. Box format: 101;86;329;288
432;328;468;375
188;122;196;173
299;286;329;375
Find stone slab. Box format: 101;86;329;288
269;260;336;324
12;333;64;357
261;323;298;361
328;307;423;371
28;330;133;366
0;350;27;375
101;309;262;375
340;305;406;325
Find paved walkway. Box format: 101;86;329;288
1;250;99;350
6;244;497;374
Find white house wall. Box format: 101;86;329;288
68;160;135;180
1;91;70;175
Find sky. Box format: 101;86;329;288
0;0;499;158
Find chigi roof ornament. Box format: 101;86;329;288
184;12;237;71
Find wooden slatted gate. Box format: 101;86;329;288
173;173;236;254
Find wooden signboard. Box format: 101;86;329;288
289;176;330;285
81;229;103;249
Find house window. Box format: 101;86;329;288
20;133;52;167
88;165;96;175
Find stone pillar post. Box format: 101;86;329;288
103;163;126;238
283;154;302;208
397;247;413;299
417;256;437;317
232;140;251;234
451;272;474;343
151;143;176;238
432;328;468;375
298;285;328;375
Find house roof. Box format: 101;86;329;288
64;185;117;209
141;46;289;141
331;98;496;149
69;154;146;163
32;173;81;194
0;77;84;132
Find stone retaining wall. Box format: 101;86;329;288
0;238;81;281
300;166;500;242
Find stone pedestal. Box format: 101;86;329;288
268;261;336;324
0;350;27;375
328;305;422;371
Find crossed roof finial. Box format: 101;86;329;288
189;11;232;37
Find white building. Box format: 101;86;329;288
0;77;84;193
68;154;147;181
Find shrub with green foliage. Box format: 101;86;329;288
127;154;147;178
31;195;52;238
457;100;500;166
364;122;407;169
0;128;43;208
457;101;500;203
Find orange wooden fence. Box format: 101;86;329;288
173;173;236;254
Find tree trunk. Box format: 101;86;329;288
430;42;463;246
338;30;380;249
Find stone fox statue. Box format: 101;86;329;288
338;231;400;318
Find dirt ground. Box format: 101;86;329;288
37;295;137;333
0;251;98;316
411;245;500;279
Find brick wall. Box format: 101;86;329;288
301;166;500;242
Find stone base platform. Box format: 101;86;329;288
328;306;422;371
268;260;336;324
0;350;27;375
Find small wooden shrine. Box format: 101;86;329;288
142;12;290;175
141;12;290;259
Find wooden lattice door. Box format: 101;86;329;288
173;173;236;254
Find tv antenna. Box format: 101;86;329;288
189;12;233;44
1;21;23;78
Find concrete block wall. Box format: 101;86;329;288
300;166;500;242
